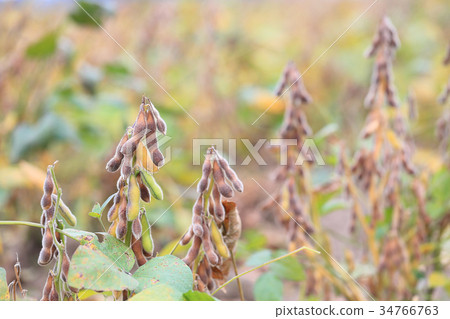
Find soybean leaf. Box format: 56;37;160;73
69;1;109;27
183;290;216;301
270;250;305;281
68;245;137;291
132;255;193;294
62;229;97;244
0;267;10;301
26;31;58;59
93;233;135;272
89;193;115;219
129;284;183;301
254;272;283;301
245;249;272;267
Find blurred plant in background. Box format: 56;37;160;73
0;0;449;300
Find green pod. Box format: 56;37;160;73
52;195;77;226
140;212;154;255
127;174;141;220
140;169;163;200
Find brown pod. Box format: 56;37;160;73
212;184;225;223
197;155;212;193
38;247;52;266
106;131;129;173
212;161;233;198
120;131;144;157
133;105;147;136
42;167;54;196
40;212;46;235
49;279;58;301
41;272;53;301
145;105;157;132
107;192;121;222
120;154;133;180
136;173;151;202
132;217;142;238
150;104;167;135
182;235;201;266
201;223;219;266
197;258;209;288
61;251;70;282
41;194;52;211
192;215;203;237
180;226;194;245
106;155;123;173
145;131;164;167
116;198;128;239
45;205;55;220
131;235;147;267
217;155;243;192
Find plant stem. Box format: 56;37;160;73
230;250;245;301
211;246;320;296
0;221;44;228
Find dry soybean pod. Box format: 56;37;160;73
61;251;70;282
212;184;225;223
131;235;147;267
201;223;219;266
127;173;141;221
49;278;58;301
121;154;133;180
116;197;128;239
120;130;145;157
192;195;204;237
108;219;118;237
136;172;151;202
149;101;167;135
197;154;212;193
38;226;53;266
41;272;53;301
145;103;157;132
106;130;129;172
216;153;244;192
132;216;142;238
133;104;147;136
40;167;54;210
145;131;165;167
139;169;163;200
212;160;233;198
107;191;122;222
180;226;194;246
182;235;202;266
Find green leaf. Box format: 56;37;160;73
68;245;138;292
0;267;10;301
69;1;109;27
183;290;216;301
254;272;283;301
63;228;97;244
129;284;183;301
133;255;193;294
270;250;305;281
89;203;102;218
26;31;58;59
89;193;116;219
93;233;135;272
245;249;272;267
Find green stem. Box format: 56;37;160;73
0;221;44;228
211;246;320;296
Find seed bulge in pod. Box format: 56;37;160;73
197;155;212;193
41;272;53;301
212;160;233;198
61;251;70;282
180;226;194;246
132;217;142;238
107;192;121;222
201;223;219;266
140;212;154;255
140;169;163;200
182;235;201;266
136;172;151;202
210;220;230;258
133;105;147;136
131;235;147;267
217;155;244;192
106;131;129;173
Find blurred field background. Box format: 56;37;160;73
0;0;449;300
